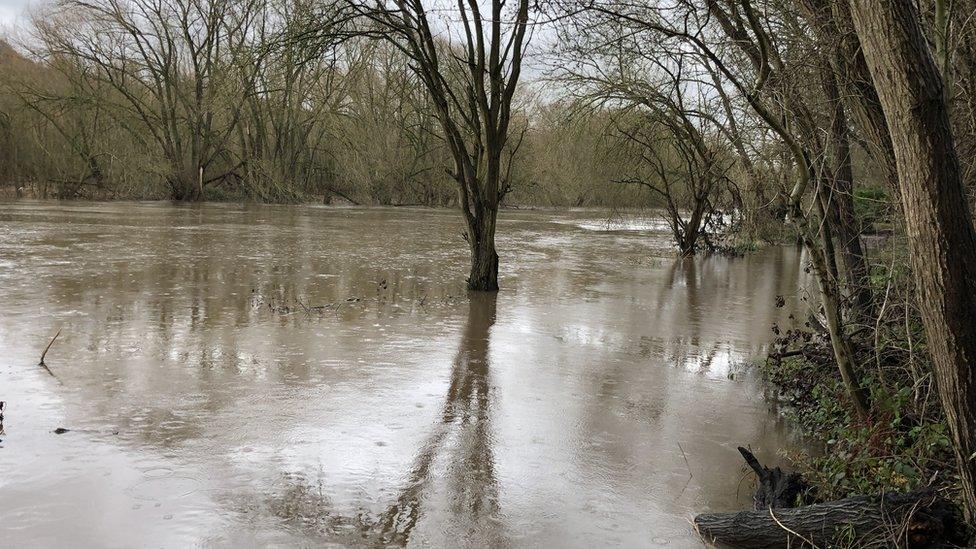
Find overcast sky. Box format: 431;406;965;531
0;0;41;34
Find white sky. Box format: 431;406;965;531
0;0;42;36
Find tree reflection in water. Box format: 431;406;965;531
378;292;500;544
266;293;501;546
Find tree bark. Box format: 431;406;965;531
848;0;976;519
696;448;966;547
806;223;872;419
695;490;964;548
819;64;874;322
466;211;500;292
799;0;899;191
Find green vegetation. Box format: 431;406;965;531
853;185;891;232
763;242;957;503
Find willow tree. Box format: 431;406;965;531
553;24;735;256
35;0;265;200
574;0;871;417
355;0;531;291
849;0;976;518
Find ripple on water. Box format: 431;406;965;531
128;475;201;502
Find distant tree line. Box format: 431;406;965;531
0;0;668;211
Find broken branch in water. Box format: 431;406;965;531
37;328;61;382
39;328;61;366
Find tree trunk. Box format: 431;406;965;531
800;0;899;191
680;194;707;256
783;155;871;419
466;212;500;292
804;214;872;419
820;64;874;322
170;165;204;201
677;224;698;257
849;0;976;519
695;447;966;548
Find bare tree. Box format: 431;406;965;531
613;115;730;256
511;100;633;207
337;40;452;205
235;0;356;201
353;0;531;291
553;22;735;255
574;0;872;417
3;46;111;197
35;0;267;200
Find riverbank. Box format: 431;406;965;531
757;242;962;516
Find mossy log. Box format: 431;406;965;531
693;447;967;547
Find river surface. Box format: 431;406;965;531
0;202;807;548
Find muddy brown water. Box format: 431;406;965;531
0;202;809;548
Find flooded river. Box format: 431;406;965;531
0;202;807;547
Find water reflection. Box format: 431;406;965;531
254;293;501;546
379;293;500;544
0;202;809;548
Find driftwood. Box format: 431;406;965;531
694;448;967;548
695;491;965;548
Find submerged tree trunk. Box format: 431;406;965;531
679;185;711;256
358;0;528;292
849;0;976;518
466;210;500;291
170;165;204;201
675;214;702;257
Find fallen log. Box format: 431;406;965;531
694;448;967;548
695;490;966;548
